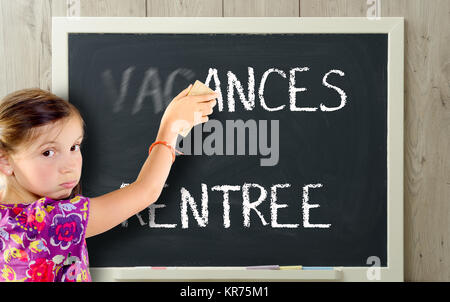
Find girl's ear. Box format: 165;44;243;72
0;151;13;176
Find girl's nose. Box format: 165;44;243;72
62;156;79;172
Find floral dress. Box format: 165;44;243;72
0;194;91;282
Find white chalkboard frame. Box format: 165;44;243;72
52;17;404;282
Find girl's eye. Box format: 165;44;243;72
42;144;81;157
42;150;54;157
71;144;82;152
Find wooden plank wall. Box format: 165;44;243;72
0;0;448;282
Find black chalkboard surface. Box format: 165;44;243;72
68;33;387;267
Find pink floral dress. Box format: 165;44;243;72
0;194;91;282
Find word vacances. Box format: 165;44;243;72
103;66;347;166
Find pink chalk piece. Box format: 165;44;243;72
246;265;280;270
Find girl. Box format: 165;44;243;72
0;86;218;282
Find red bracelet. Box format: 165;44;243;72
148;141;184;163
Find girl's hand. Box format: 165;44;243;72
157;84;219;145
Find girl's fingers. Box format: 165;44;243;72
192;111;208;125
192;93;219;103
202;107;213;116
191;105;212;125
199;102;215;115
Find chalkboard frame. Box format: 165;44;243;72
52;17;404;282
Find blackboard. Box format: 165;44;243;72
68;33;388;268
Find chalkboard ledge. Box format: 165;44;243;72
91;267;342;281
90;267;403;282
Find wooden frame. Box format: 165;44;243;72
52;17;404;282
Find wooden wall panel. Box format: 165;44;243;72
51;0;68;16
224;0;299;16
300;0;366;16
80;0;146;17
301;0;450;282
52;0;146;16
147;0;222;16
380;0;450;282
0;0;52;94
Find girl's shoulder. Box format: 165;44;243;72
0;194;92;282
0;194;90;224
0;194;90;250
0;194;89;207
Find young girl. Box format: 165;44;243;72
0;86;218;282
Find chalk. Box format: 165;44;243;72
145;267;177;270
246;265;280;270
279;265;303;270
301;266;334;270
142;267;249;270
175;267;247;270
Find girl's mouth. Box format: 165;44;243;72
60;181;77;188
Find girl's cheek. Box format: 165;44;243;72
16;161;51;189
76;154;83;170
36;162;56;183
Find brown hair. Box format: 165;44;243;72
0;88;85;200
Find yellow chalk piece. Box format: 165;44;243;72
279;266;303;270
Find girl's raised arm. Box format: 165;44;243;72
86;86;218;238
